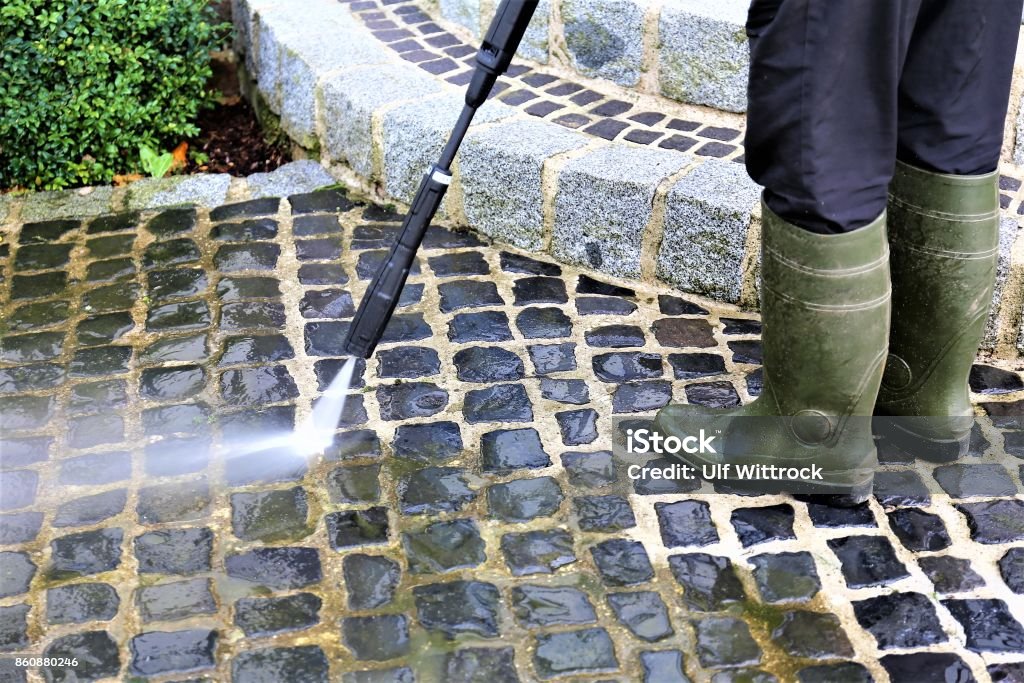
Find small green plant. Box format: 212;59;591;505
0;0;231;190
139;146;175;179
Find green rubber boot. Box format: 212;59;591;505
653;201;891;506
874;161;1001;462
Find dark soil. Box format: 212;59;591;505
185;101;292;176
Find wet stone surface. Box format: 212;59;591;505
438;279;504;313
685;380;741;407
399;466;476;515
529;342;577;373
137;578;217;623
607;590;674;642
211;217;279;241
541;377;590;404
562;450;616;488
693;617;761;668
226;546;321;589
3;188;1024;681
129;628;217;676
327;508;390;549
481;428;550;472
136;528;212;576
0;552;36;598
488;476;563;522
231;487;310;541
44;631;121;682
887;507;951;550
444;647;518;683
449;310;513;342
827;535;910;588
731;504;795;546
0;604;30;652
852;592;946;649
919;555;986;594
958;499;1024;543
502;529;576;576
593;351;663;382
534;628;618;678
403;518;486;574
343;614;411;661
516;306;573;338
881;653;975;683
343;554;400;610
414;580;501;638
614;380;673;412
669;552;745;612
591;539;654;587
377;382;448;420
454;346;525;383
750;551;821;604
943;598;1024;653
773;611;854;660
574;494;636;531
511;584;596;627
656;500;719;547
50;528;123;577
232;645;329;683
1000;547;1024;594
214;242;281;271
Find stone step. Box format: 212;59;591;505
227;0;1024;358
438;0;752;113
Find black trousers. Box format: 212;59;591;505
745;0;1023;234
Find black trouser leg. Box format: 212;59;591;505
897;0;1024;175
744;0;1022;234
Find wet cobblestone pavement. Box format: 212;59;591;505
2;189;1024;682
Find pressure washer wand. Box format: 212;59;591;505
342;0;538;359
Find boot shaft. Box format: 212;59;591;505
760;204;891;422
878;161;1000;426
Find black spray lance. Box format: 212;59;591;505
342;0;539;359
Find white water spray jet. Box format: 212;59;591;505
295;355;358;455
220;357;358;459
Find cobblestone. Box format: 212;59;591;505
414;580;500;637
404;518;485;573
3;187;1023;681
502;529;576;575
137;578;217;623
534;627;618;678
488;476;564;522
852;592;946;650
343;554;400;610
45;631;120;681
670;552;745;612
750;551;820;604
827;535;910;588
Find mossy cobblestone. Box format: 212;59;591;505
2;183;1024;681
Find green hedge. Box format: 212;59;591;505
0;0;230;190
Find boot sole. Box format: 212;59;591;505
873;418;969;463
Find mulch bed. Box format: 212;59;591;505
185;100;292;176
